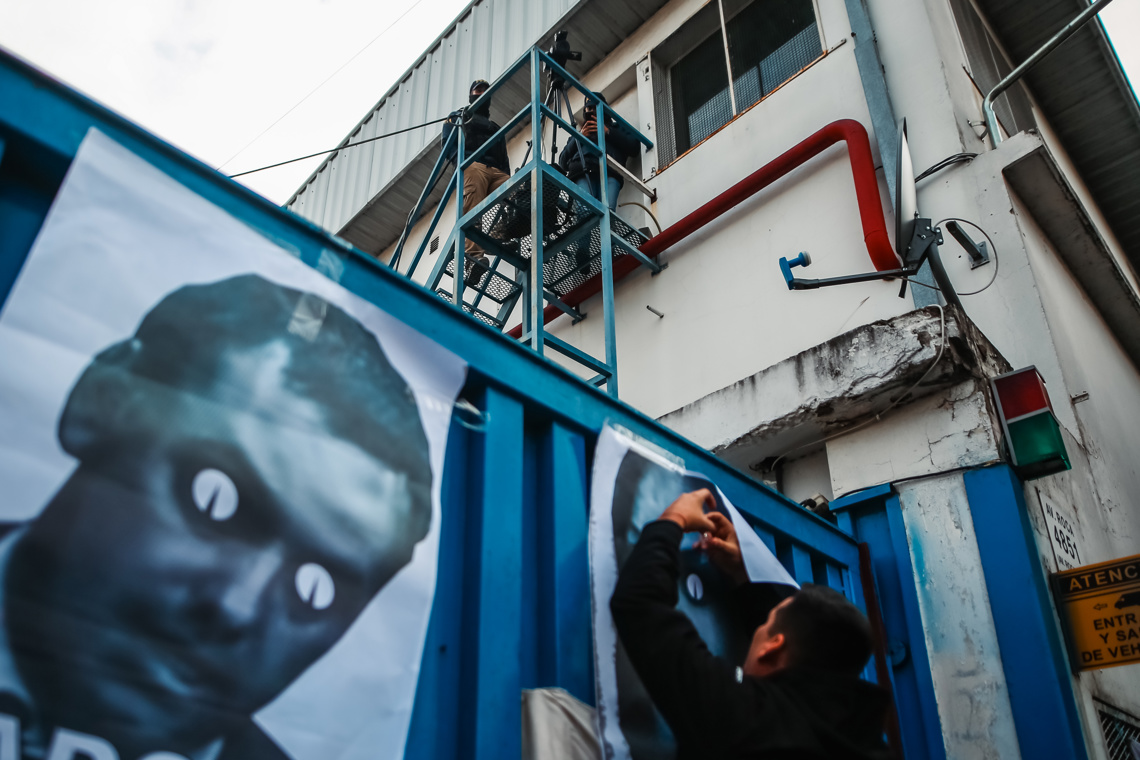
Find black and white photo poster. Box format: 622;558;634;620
589;426;797;760
0;130;466;760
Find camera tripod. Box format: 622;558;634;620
518;77;594;177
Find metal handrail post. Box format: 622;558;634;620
984;0;1117;144
392;127;457;271
404;173;457;280
597;100;619;397
529;47;546;355
453;123;467;304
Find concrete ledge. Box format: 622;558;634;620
659;305;1010;472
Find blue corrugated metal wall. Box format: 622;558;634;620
0;51;868;759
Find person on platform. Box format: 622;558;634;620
0;274;433;760
558;93;638;213
610;488;892;759
444;79;511;286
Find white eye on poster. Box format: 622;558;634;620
0;130;467;760
588;425;797;760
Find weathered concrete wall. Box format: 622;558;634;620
826;376;1001;496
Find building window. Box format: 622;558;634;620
651;0;822;166
1097;704;1140;760
948;0;1035;138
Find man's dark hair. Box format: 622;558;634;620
58;274;433;544
770;584;873;676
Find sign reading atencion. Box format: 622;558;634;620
1052;554;1140;672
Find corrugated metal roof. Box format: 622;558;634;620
285;0;670;255
975;0;1140;269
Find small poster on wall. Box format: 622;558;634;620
0;131;467;760
588;425;797;760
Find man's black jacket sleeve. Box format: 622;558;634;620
610;520;761;753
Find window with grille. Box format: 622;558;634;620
651;0;822;166
948;0;1035;138
1099;705;1140;760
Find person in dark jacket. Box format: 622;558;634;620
443;79;511;285
610;489;891;760
558;93;638;212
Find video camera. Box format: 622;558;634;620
546;31;582;90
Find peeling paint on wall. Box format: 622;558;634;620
897;477;1021;760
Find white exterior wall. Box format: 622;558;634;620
1013;198;1140;746
544;2;913;417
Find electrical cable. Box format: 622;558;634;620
227;115;451;178
903;217;999;296
915;152;977;182
766;304;946;474
217;0;430;173
618;201;662;235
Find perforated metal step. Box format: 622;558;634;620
462;172;649;298
443;257;521;304
434;289;505;329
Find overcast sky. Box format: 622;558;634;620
1;0;1136;206
0;0;472;204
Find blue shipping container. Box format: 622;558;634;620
0;50;866;760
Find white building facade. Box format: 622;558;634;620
286;0;1140;756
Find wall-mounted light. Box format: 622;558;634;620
990;366;1071;480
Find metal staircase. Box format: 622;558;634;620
390;46;657;397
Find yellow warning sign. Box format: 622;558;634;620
1052;553;1140;671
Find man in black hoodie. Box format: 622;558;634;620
610;489;891;759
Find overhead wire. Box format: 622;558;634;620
217;0;430;173
915;152;977;182
227;115;451;178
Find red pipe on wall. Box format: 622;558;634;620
508;118;895;339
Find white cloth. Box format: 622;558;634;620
521;688;600;760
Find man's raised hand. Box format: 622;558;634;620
697;511;748;585
659;489;717;534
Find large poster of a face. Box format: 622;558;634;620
589;426;797;760
0;131;467;760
